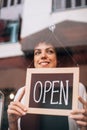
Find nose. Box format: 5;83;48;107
41;51;47;59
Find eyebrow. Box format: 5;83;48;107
34;47;55;51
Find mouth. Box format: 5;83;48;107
39;61;50;66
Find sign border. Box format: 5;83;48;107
25;67;79;116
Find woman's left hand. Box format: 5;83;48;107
69;96;87;127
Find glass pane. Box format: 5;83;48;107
10;0;14;5
52;0;62;11
56;0;62;9
76;0;81;6
66;0;71;8
17;0;21;4
2;0;8;7
85;0;87;5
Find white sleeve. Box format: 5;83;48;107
78;83;87;109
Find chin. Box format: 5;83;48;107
36;65;49;68
40;65;53;68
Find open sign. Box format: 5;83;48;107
25;67;79;116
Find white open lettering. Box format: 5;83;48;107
33;80;69;106
51;81;59;104
59;80;69;105
43;81;52;103
33;81;43;103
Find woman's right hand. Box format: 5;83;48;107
7;87;28;124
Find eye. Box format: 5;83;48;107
34;50;41;56
47;49;55;54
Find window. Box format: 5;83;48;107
86;0;87;5
66;0;71;8
52;0;62;11
2;0;23;8
0;20;20;43
17;0;21;4
2;0;8;7
52;0;87;12
10;0;14;6
75;0;81;7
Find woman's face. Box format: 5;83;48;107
34;42;58;68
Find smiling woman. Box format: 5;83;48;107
7;41;87;130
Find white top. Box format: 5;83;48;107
14;83;87;130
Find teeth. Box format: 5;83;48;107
40;62;49;65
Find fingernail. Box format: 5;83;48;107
23;112;26;115
23;107;27;110
69;115;72;118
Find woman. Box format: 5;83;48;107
8;42;87;130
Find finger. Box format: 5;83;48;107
8;102;27;115
10;101;27;112
69;111;87;128
69;114;87;127
71;109;87;119
76;120;87;127
15;87;25;102
78;96;87;107
7;109;25;116
70;109;85;114
78;97;87;115
70;114;87;121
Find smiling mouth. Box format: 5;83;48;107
39;61;50;66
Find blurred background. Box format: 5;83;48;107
0;0;87;129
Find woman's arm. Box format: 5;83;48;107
69;83;87;129
69;96;87;129
7;87;28;130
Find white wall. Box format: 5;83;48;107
0;4;24;58
0;43;23;58
0;0;87;58
21;0;87;38
1;5;24;20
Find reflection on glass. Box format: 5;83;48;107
0;91;4;130
7;21;19;43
